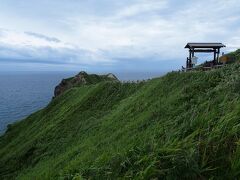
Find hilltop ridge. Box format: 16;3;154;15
54;71;119;97
1;50;240;179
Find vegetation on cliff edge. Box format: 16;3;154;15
1;50;240;179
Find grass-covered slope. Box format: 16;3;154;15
1;63;240;179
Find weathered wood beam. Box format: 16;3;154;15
190;49;216;53
216;48;220;63
214;50;216;64
189;50;193;68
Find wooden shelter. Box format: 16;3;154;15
185;43;226;69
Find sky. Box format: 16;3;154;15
0;0;240;73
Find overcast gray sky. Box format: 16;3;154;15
0;0;239;72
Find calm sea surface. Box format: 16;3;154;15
0;72;75;134
0;71;165;134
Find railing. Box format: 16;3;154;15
183;64;225;72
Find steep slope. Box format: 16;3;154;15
1;61;240;179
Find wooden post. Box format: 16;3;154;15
213;49;216;64
189;50;192;68
216;48;220;64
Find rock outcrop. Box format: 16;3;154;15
54;71;119;98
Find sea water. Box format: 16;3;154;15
0;72;74;134
0;71;165;134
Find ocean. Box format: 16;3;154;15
0;72;75;134
0;71;165;134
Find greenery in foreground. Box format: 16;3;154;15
1;51;240;179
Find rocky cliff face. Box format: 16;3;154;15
54;71;119;97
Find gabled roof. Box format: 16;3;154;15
185;43;226;49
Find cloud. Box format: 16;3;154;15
24;32;61;43
0;0;240;71
63;0;240;62
0;29;114;66
114;0;168;19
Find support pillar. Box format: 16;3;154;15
189;50;192;68
216;48;220;64
213;49;217;65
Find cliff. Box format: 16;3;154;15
1;50;240;179
54;71;119;97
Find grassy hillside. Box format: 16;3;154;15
1;55;240;179
225;49;240;62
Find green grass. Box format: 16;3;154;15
223;49;240;63
1;53;240;179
